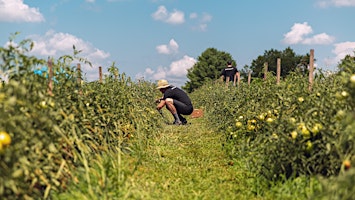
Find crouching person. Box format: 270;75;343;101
155;79;193;125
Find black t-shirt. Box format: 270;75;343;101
221;67;238;81
163;86;192;106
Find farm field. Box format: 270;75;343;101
1;39;355;199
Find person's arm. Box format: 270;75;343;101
156;101;165;110
220;69;225;82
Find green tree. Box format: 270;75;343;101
250;47;310;78
337;52;355;74
183;48;235;92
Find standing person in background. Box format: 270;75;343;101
220;61;239;86
155;79;193;125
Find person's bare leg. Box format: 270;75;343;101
165;98;181;124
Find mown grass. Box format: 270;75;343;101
53;111;320;200
121;115;262;200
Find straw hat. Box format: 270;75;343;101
156;79;170;89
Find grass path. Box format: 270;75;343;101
122;116;261;200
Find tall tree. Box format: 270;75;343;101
337;53;355;74
183;48;235;92
250;47;310;78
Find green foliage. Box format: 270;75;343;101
191;59;355;196
249;47;310;78
312;168;355;200
0;35;163;199
183;47;235;93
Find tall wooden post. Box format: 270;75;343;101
47;59;53;96
264;62;268;80
99;66;102;83
309;49;314;91
277;58;281;84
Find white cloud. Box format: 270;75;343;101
138;55;196;84
0;0;44;22
317;0;355;7
324;42;355;66
28;30;111;81
190;12;212;32
152;66;168;80
189;13;198;19
156;39;179;54
152;5;185;24
201;13;212;22
302;33;335;45
283;22;334;45
168;55;196;77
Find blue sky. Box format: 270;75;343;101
1;0;355;86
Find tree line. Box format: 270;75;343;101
183;47;312;93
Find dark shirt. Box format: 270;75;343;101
163;86;192;106
221;67;238;81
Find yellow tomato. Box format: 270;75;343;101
290;131;298;139
39;101;47;108
289;117;297;124
311;123;323;135
249;119;257;124
247;125;255;131
335;110;346;120
300;126;310;138
350;74;355;87
257;114;265;121
235;121;243;128
343;159;351;170
272;133;278;139
266;117;274;123
0;131;11;146
306;141;313;151
341;91;349;98
298;97;304;103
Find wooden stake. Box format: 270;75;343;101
309;49;314;91
264;62;268;80
47;59;53;96
99;66;102;83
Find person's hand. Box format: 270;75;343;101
155;99;160;103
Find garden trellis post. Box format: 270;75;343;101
47;59;53;96
309;49;314;91
99;66;102;83
277;58;281;84
264;62;268;80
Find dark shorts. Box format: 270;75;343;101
173;100;193;115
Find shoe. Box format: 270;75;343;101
178;115;188;125
180;118;187;125
173;120;182;125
